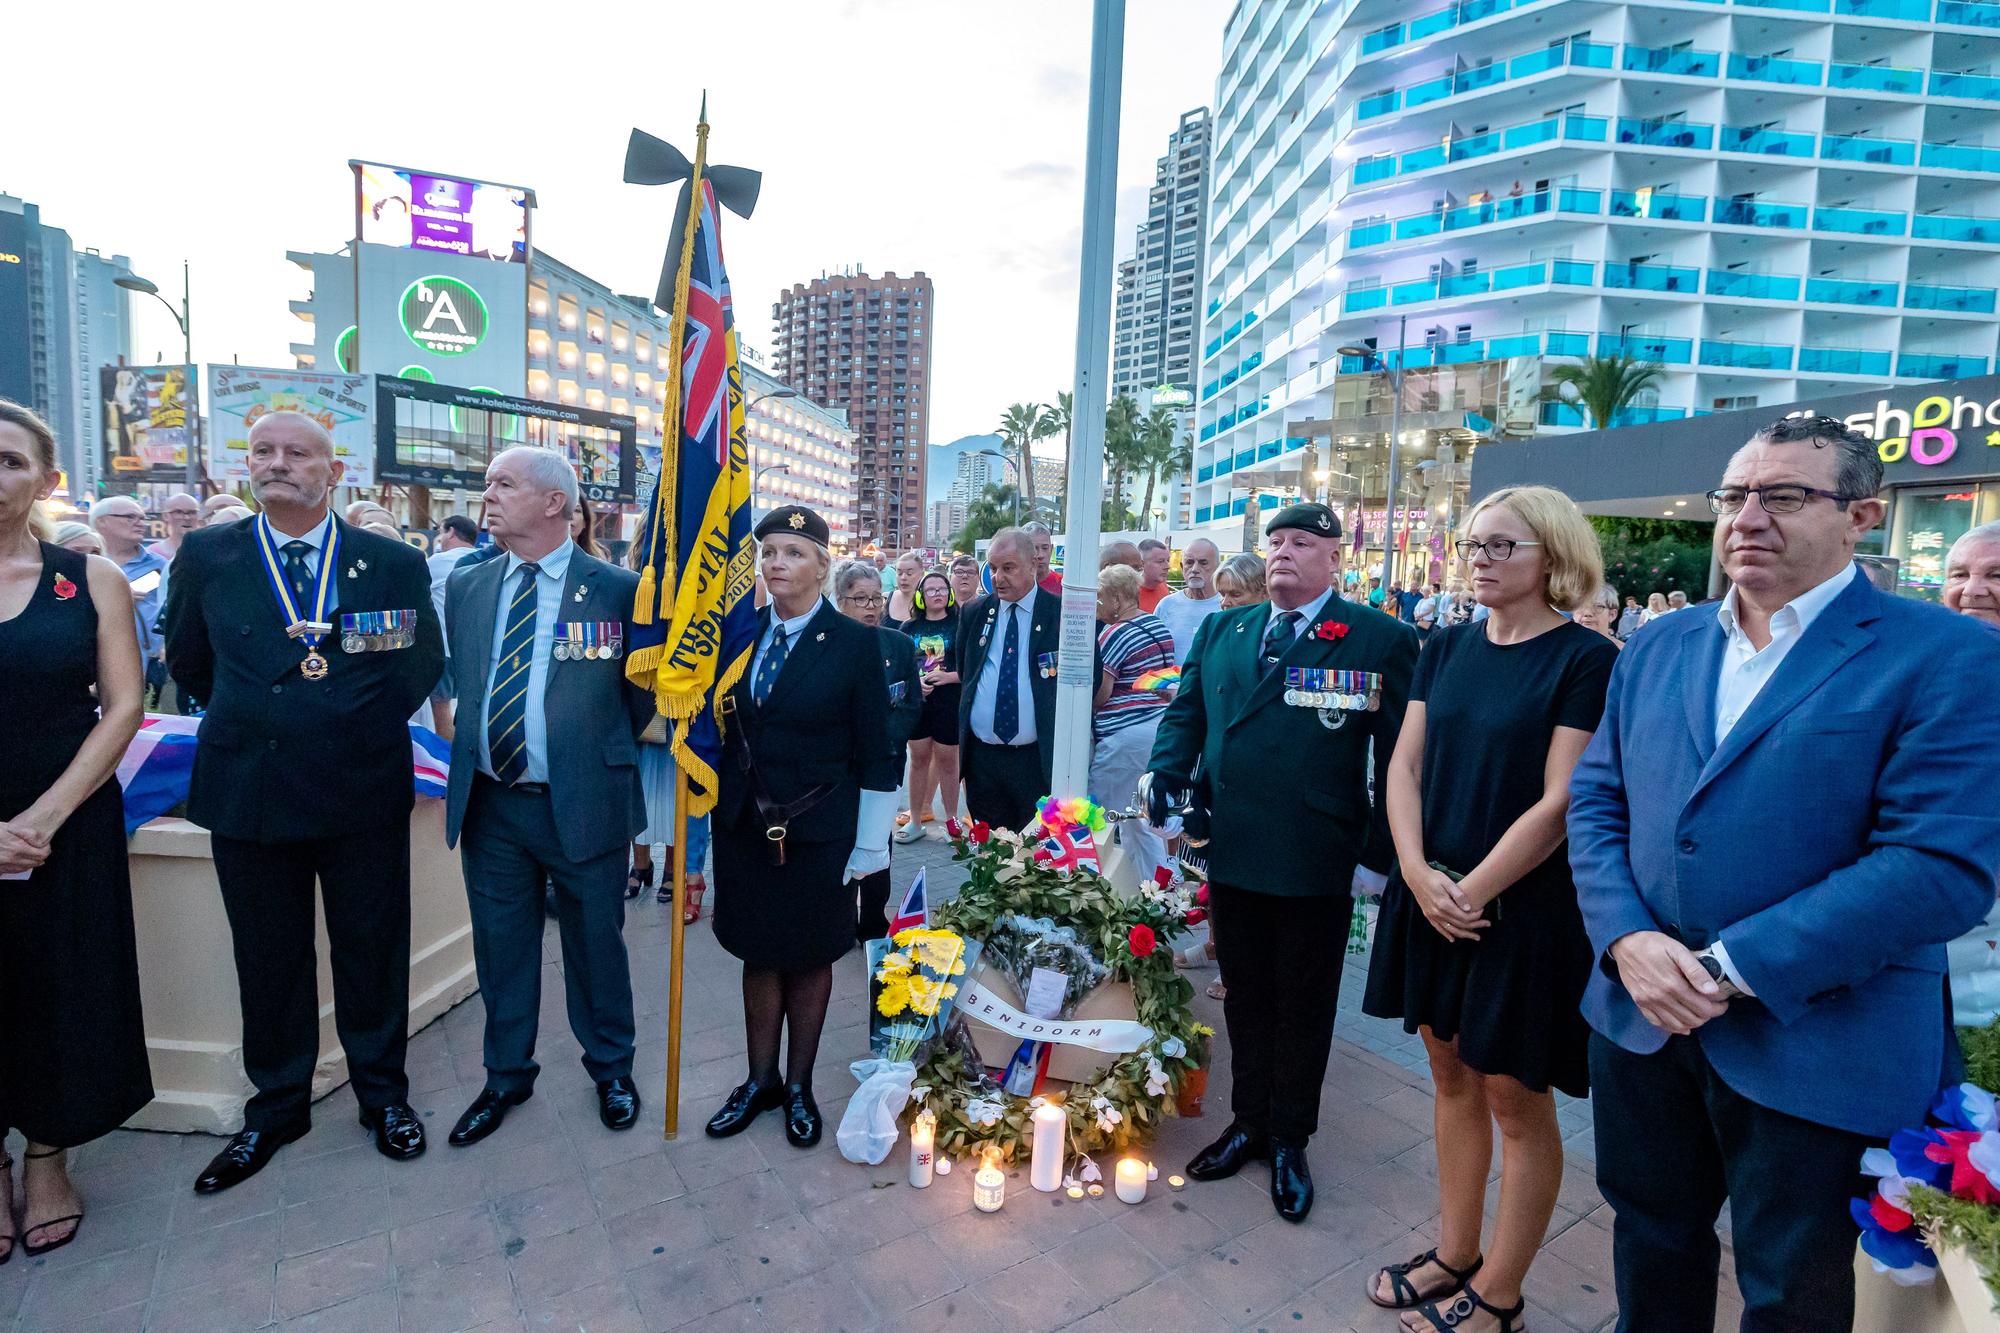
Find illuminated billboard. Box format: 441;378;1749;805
353;162;531;263
375;376;636;503
354;242;527;397
207;366;375;486
0;210;28;406
100;365;195;484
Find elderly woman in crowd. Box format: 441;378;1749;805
1944;521;2000;1031
1363;486;1617;1332
1091;563;1178;881
893;567;962;843
0;400;150;1260
703;507;897;1149
48;521;102;556
1572;584;1624;647
832;558;922;939
1214;552;1267;609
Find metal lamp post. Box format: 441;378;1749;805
115;262;203;493
744;386;800;522
1339;313;1408;585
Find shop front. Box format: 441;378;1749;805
1468;376;2000;601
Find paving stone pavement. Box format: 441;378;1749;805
0;828;1741;1332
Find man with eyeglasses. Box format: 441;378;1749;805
92;496;171;706
1568;414;2000;1330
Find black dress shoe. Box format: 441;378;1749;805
705;1079;784;1138
194;1121;309;1193
359;1103;427;1161
448;1088;530;1147
597;1077;641;1131
1186;1122;1269;1181
783;1083;822;1148
1271;1140;1314;1223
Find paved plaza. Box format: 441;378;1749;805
0;832;1736;1332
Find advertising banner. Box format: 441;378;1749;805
375;376;636;503
100;365;195;485
353;162;531;263
206;366;375;486
354;243;528;397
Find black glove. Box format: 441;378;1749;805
1143;772;1183;828
1181;801;1211;846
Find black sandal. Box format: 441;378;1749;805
1370;1248;1484;1310
626;867;650;900
19;1147;83;1258
0;1152;14;1265
1404;1284;1526;1332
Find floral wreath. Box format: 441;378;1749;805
907;816;1210;1162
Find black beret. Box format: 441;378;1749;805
753;504;829;548
1265;502;1342;540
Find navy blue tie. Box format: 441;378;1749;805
993;603;1021;743
1262;610;1302;673
487;562;540;785
753;624;790;707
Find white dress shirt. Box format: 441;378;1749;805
969;585;1041;746
264;513;340;615
476;538;576;784
1264;585;1336;645
752;598;828;684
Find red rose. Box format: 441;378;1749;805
1315;620;1349;641
52;574;77;601
1194;884;1210;906
970;820;992;844
1184;908;1208;926
1128;924;1158;957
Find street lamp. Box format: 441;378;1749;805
1340;313;1408;585
116;262;204;492
746;386;798;413
751;462;792;516
972;448;1020;525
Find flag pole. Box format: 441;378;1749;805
665;768;689;1138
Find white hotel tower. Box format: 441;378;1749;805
1194;0;2000;557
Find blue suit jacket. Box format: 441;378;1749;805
1568;568;2000;1136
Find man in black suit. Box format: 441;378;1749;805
1147;503;1418;1222
439;447;651;1145
956;527;1061;830
163;411;443;1192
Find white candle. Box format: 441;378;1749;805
908;1111;936;1189
1029;1102;1065;1192
1115;1156;1148;1204
973;1149;1005;1213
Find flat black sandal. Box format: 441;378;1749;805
1370;1247;1484;1310
18;1147;82;1258
1404;1284;1526;1332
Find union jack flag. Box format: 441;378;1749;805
887;867;928;937
1032;825;1100;876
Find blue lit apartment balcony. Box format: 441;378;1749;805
1604;262;1701;293
1728;54;1824;86
1799;348;1894;376
1346;188;1603;250
1540;402;1688;428
1907;283;1999;313
1610;190;1706;222
1821;133;1917;166
1932;71;2000;102
1900;353;1991;377
1710;271;1804;301
1913;214;2000;243
1714;198;1808;228
1599;333;1693;363
1722;125;1818;157
1923;142;2000;172
1828;63;1924;95
1624;45;1720;77
1938;0;2000;26
1617;118;1713;151
1814;206;1905;236
1803;277;1899;307
1702;340;1796;371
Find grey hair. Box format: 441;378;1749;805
491;445;579;518
987;526;1034;564
1588;584;1620;611
248;410;336;455
1749;414;1884;503
1137;537;1167;554
91;495;143;527
1021;520;1053;538
1098;563;1141;610
831;558;883;601
1949;521;2000;562
1218;552;1267;596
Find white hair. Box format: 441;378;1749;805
247;410;336;454
1949;521;2000;562
491;445;579;518
90;495;143;528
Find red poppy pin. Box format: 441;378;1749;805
1315;620;1348;641
52;573;77;601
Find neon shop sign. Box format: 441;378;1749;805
1829;395;2000;467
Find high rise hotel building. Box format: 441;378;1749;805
1113;108;1214;402
1195;0;2000;548
772;271;934;551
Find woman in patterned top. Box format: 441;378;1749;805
1090;564;1178;880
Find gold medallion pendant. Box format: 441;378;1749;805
301;652;330;681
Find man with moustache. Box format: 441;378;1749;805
164;412;442;1191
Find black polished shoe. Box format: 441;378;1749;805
194;1120;309;1194
1186;1121;1269;1181
359;1102;427;1161
597;1077;641;1131
782;1083;822;1149
1271;1140;1314;1223
448;1087;531;1147
704;1078;785;1138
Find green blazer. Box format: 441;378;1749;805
1148;594;1418;897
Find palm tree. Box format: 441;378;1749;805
1542;353;1665;430
1135;405;1188;525
950;482;1022;550
1044;390;1074;460
1102;395;1143;517
998;403;1048;508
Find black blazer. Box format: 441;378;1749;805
440;547;652;863
878;627;924;751
163;516;443;842
714;600;899;845
1149;596;1418;897
955;588;1064;783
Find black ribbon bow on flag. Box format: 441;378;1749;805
623;124;762;312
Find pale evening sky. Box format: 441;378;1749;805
9;0;1232;450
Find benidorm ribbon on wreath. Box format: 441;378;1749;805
955;977;1153;1054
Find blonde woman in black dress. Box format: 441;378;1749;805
0;401;149;1260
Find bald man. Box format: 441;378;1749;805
1154;538;1222;662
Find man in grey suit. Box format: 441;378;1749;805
442;446;651;1145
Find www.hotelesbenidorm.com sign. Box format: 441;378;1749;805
1829;393;2000;467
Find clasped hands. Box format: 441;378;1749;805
0;817;53;877
1610;930;1730;1035
1402;861;1489;941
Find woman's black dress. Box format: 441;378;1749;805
1362;619;1618;1097
712;601;898;971
899;615;962;745
0;543;153;1145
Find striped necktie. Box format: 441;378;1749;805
487;562;541;785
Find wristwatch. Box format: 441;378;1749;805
1693;948;1743;1000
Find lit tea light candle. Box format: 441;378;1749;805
1167;1174;1187;1190
1066;1184;1085;1200
1029;1101;1065;1193
972;1148;1005;1213
1146;1161;1159;1182
1087;1183;1105;1197
908;1110;936;1189
1115;1156;1148;1204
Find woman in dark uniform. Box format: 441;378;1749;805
832;559;923;940
705;506;899;1148
0;400;150;1260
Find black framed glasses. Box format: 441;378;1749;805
1454;538;1543;561
840;593;886;608
1705;485;1857;515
